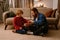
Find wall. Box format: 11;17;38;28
41;0;53;8
53;0;58;9
34;0;58;9
42;0;58;9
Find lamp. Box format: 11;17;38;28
40;3;44;7
34;2;44;7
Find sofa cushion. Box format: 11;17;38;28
37;7;53;17
6;17;14;25
45;9;53;17
10;8;31;17
51;9;57;18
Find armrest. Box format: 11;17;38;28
46;18;57;24
3;11;10;24
46;18;57;21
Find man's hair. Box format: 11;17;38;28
31;8;39;14
16;10;23;15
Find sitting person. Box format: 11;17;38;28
13;10;30;34
28;8;48;36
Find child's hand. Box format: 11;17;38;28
24;20;34;27
28;20;34;23
27;20;32;23
20;27;22;30
24;23;30;27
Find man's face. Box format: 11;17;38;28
31;11;35;17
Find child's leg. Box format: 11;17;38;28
16;29;27;34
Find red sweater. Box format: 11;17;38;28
13;17;28;30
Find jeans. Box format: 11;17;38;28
16;27;28;34
16;29;26;34
29;23;48;35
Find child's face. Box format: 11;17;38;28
18;13;23;17
17;11;23;17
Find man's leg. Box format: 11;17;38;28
33;25;48;36
28;24;37;32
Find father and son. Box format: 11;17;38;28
12;8;48;36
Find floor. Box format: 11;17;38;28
0;20;60;40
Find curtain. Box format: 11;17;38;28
9;0;34;8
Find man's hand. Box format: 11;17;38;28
30;20;34;23
24;20;34;27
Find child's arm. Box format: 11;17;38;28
13;17;22;30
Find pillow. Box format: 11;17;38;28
37;7;53;17
7;11;16;18
45;9;53;17
51;9;57;18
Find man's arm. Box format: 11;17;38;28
34;15;45;25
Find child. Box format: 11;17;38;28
13;10;30;34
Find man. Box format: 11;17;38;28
28;8;48;36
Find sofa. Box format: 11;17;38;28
37;7;59;30
3;7;59;30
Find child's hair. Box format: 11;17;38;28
16;10;23;15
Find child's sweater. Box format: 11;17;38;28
13;17;28;30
